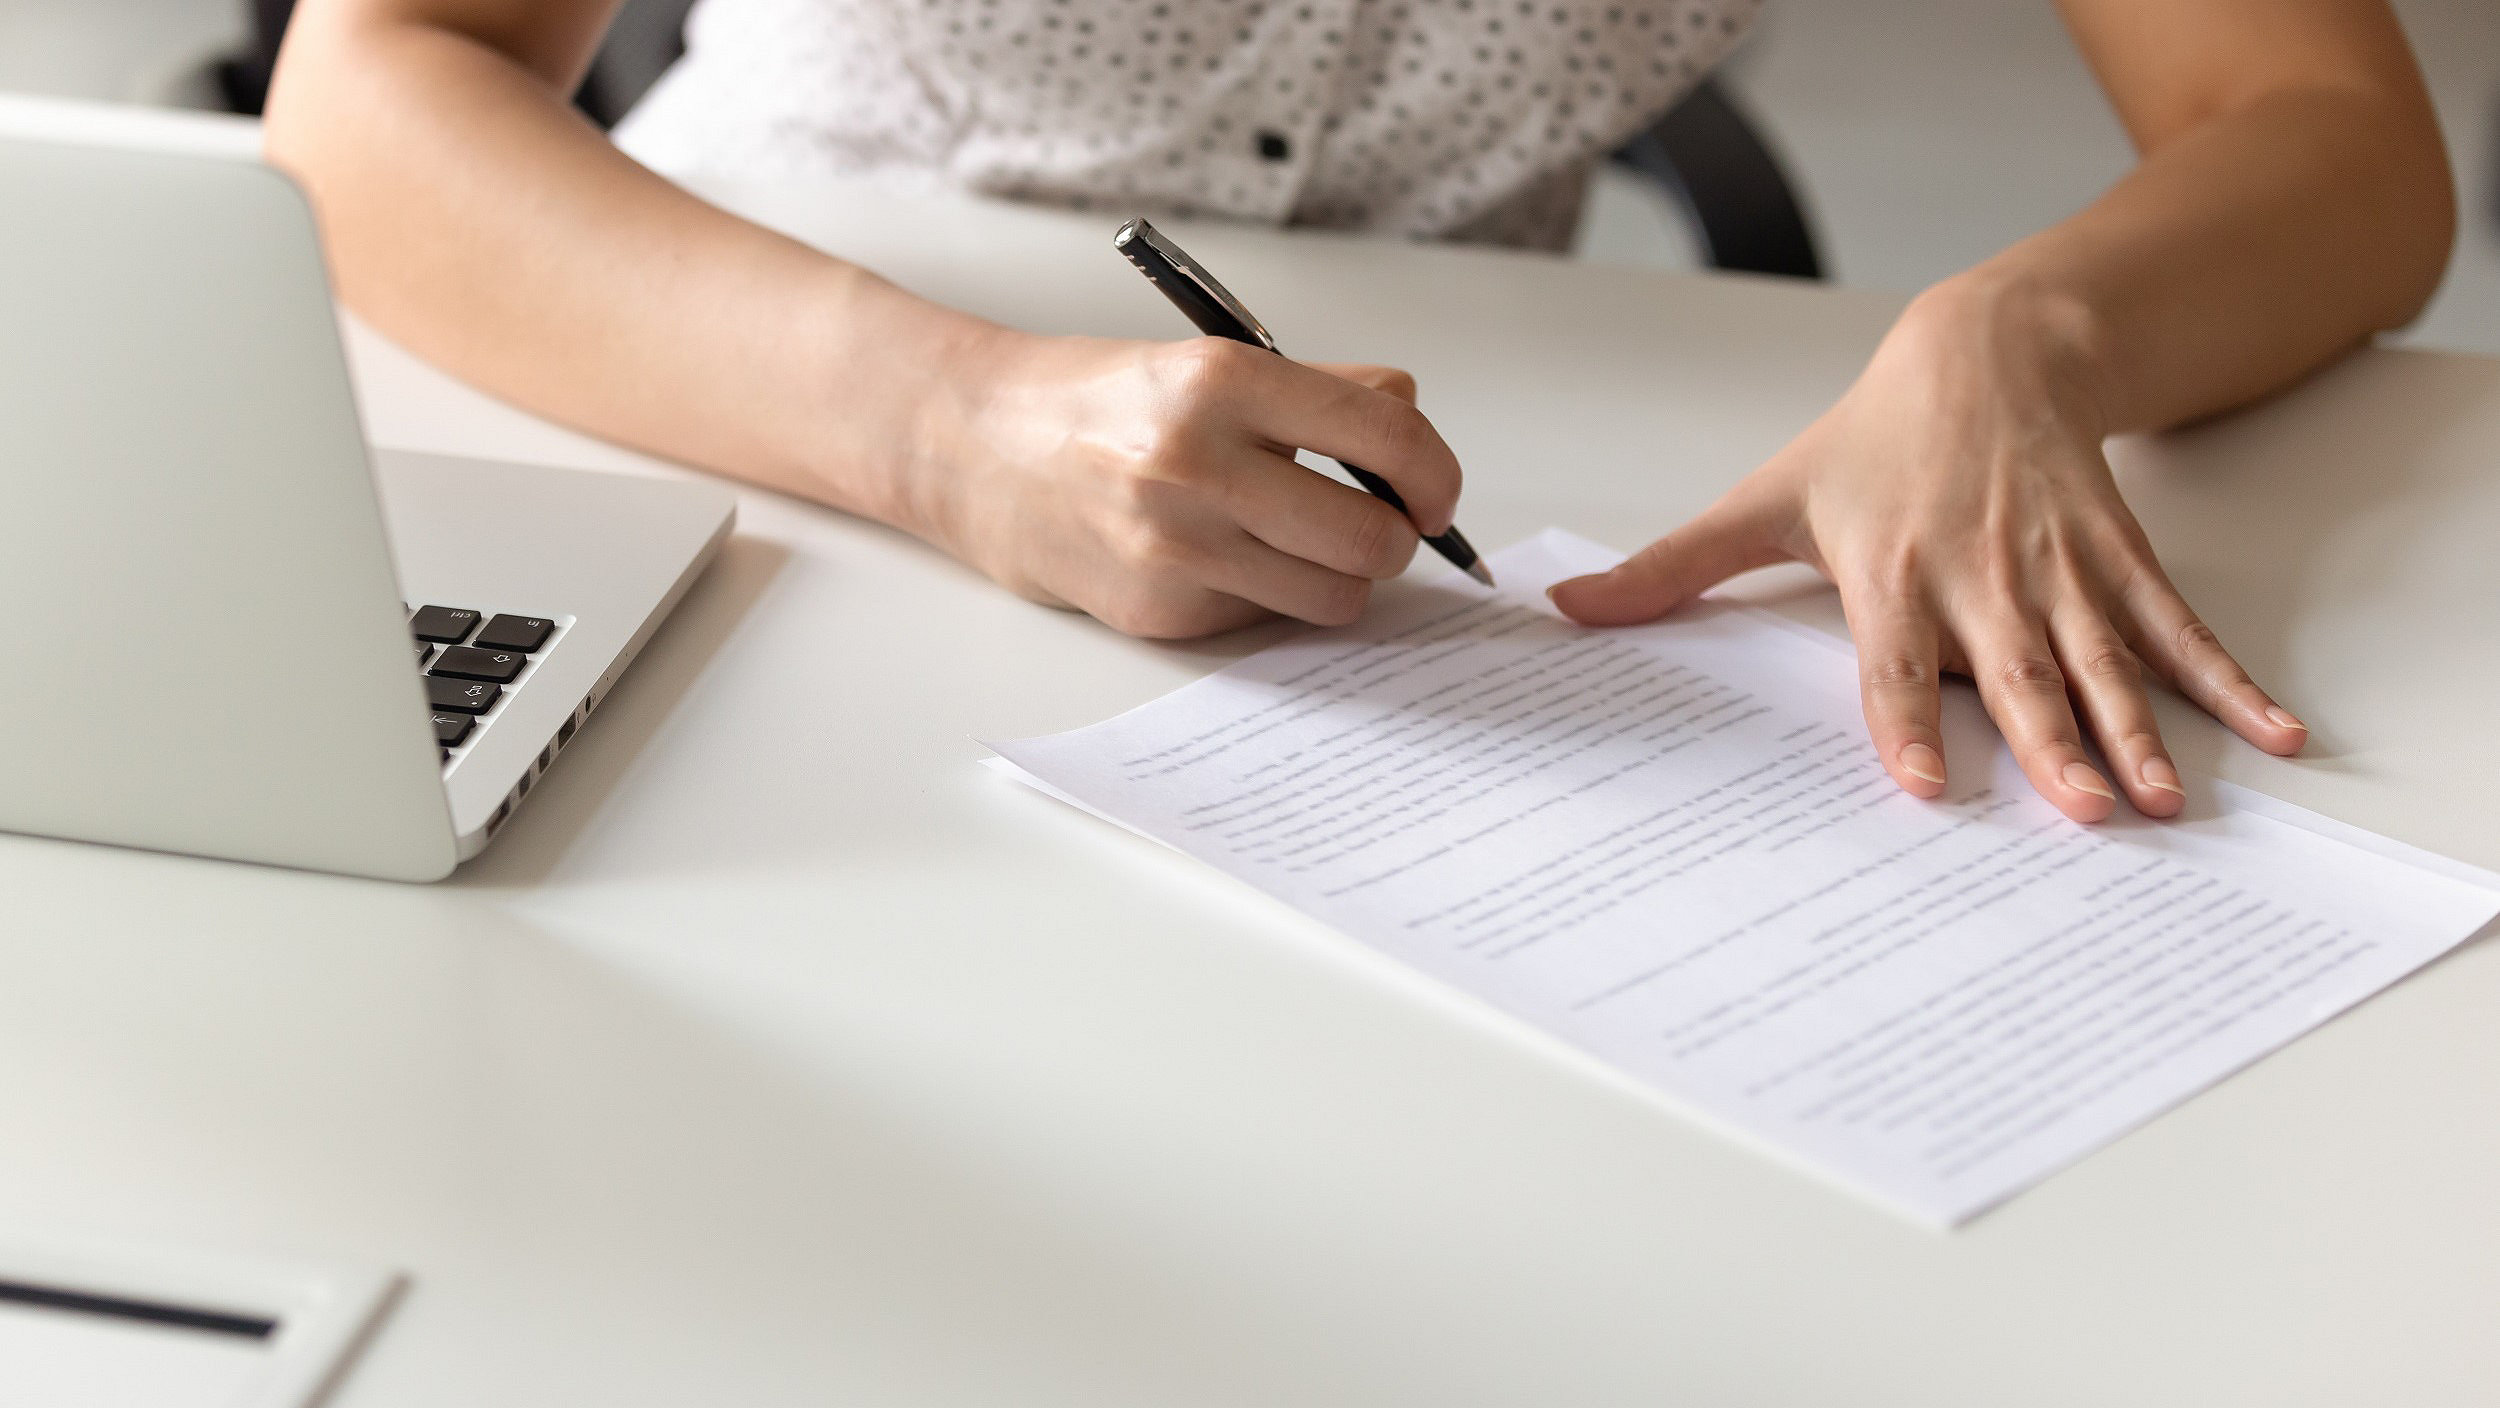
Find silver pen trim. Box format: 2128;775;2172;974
1119;219;1278;351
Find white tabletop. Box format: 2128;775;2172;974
6;171;2499;1407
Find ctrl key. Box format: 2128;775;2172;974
426;675;502;714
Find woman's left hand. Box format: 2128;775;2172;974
1547;274;2310;823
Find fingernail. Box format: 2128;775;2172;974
2062;762;2116;800
2140;756;2186;797
1898;743;1946;786
2265;706;2306;732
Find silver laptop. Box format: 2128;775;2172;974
0;102;734;881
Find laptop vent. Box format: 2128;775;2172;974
482;694;597;840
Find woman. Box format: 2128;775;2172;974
264;0;2452;824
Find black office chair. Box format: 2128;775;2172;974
1612;79;1822;279
221;0;1822;281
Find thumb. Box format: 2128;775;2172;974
1307;362;1419;405
1549;496;1792;626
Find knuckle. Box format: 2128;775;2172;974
1311;575;1372;626
1119;517;1199;576
1369;398;1431;459
2172;617;2224;657
1862;551;1924;602
1106;404;1209;490
1994;652;2068;696
2170;617;2253;686
1344;503;1409;577
1110;467;1191;527
1366;399;1450;486
1105;590;1219;640
1862;654;1933;689
1160;336;1250;403
2077;640;2142;684
1133;417;1199;472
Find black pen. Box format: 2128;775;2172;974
1113;217;1496;588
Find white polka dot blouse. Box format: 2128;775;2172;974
614;0;1759;248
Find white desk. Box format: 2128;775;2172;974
6;170;2499;1407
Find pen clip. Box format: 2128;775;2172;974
1115;218;1278;352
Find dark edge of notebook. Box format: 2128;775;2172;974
0;1276;278;1339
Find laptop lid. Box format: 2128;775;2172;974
0;131;459;880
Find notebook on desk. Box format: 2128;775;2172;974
0;1234;397;1408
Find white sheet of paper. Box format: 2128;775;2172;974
985;529;2500;1225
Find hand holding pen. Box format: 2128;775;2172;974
873;222;1472;638
1115;218;1494;586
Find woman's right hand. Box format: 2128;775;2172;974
265;0;1459;641
904;332;1465;638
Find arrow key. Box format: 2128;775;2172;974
426;676;502;714
430;645;527;683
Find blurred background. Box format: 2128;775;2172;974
3;0;2495;353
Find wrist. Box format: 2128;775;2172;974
888;310;1027;553
1893;266;2117;440
789;264;1020;544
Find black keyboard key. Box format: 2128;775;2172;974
416;642;434;666
431;645;527;683
410;605;481;643
473;614;554;653
431;711;475;746
426;675;501;714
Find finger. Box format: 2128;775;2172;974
2050;606;2186;818
1199;341;1464;533
1548;491;1791;626
1185;592;1275;636
1097;584;1273;640
1306;362;1418;406
2120;574;2307;757
1199;528;1380;628
1842;590;1948;799
1223;447;1420;580
1957;612;2118;823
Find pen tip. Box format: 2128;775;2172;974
1466;560;1497;587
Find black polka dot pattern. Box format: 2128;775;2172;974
616;0;1758;248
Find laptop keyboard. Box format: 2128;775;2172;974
408;605;559;766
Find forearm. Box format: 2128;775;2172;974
1928;81;2452;436
263;6;996;523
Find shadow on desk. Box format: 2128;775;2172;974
2113;345;2498;778
451;533;790;889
